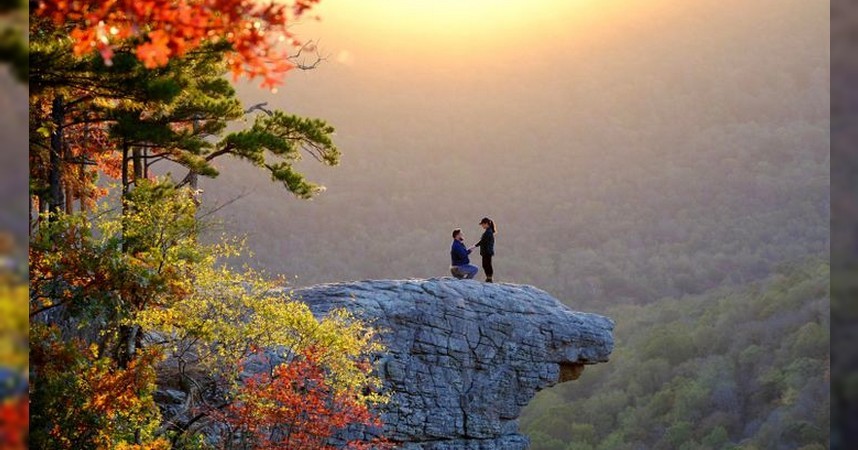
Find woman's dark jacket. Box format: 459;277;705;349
475;229;495;256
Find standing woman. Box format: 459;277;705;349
472;217;496;283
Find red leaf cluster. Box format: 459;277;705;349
0;395;28;450
211;347;386;450
36;0;321;88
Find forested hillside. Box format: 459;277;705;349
522;261;830;450
203;0;829;312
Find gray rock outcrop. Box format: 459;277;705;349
292;278;614;449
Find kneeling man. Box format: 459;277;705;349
450;228;479;279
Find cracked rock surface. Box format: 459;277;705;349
291;278;614;449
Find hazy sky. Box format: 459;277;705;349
292;0;639;66
245;0;690;90
248;0;811;78
226;0;827;188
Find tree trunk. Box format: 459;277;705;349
116;324;139;369
48;95;65;215
132;147;144;182
122;142;130;202
116;142;137;369
142;148;150;179
37;192;48;229
188;117;200;191
65;181;73;213
79;163;87;212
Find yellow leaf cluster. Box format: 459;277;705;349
0;277;27;371
136;258;388;407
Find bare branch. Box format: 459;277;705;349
197;189;253;221
288;39;328;71
244;102;273;116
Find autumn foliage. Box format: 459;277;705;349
30;182;387;449
30;326;167;450
36;0;321;88
211;348;387;450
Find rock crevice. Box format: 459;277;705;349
293;278;614;450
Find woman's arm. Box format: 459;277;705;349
475;230;490;247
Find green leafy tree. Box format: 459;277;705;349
29;17;338;218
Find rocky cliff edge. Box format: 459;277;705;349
290;278;615;449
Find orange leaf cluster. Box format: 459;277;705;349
29;323;165;449
82;349;162;417
29;95;119;211
37;0;321;88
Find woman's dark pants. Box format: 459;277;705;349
482;255;493;279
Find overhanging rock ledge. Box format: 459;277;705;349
290;278;615;450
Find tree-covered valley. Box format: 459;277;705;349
523;261;829;449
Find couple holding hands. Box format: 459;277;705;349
450;217;497;283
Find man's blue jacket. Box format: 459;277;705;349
451;239;471;266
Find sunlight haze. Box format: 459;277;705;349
294;0;661;67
